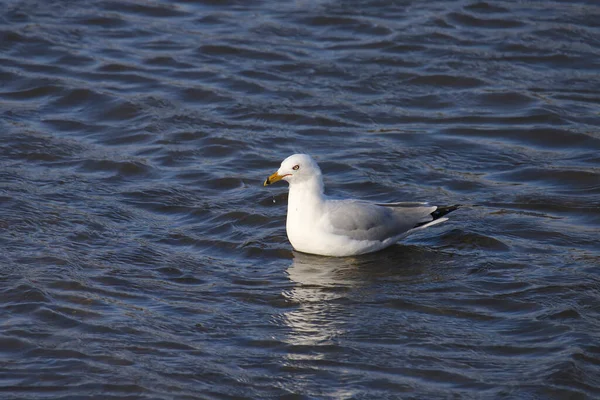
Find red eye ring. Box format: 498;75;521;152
292;165;300;170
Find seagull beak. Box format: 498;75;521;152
264;171;285;186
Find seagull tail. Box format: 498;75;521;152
413;204;461;229
430;204;461;220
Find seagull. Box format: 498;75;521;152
263;154;459;257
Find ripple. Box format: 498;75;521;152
50;88;112;109
2;132;86;163
490;167;600;193
198;44;292;62
1;283;51;307
434;229;511;252
77;159;152;178
442;127;600;150
448;11;525;29
178;87;231;104
76;15;128;29
101;1;190;18
120;186;203;216
476;90;536;108
144;55;195;69
464;2;510;13
0;84;62;101
2;0;600;398
406;74;486;88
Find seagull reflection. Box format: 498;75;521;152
280;245;451;347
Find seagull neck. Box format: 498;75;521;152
289;176;324;202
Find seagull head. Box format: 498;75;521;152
263;154;322;186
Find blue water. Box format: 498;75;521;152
1;0;600;398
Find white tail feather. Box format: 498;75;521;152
412;217;448;231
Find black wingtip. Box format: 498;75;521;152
412;204;461;229
430;204;461;221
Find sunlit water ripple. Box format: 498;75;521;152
1;0;600;398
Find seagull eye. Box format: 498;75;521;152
292;165;300;171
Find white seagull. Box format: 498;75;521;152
263;154;459;257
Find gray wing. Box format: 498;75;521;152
324;199;436;241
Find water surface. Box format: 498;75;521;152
1;0;600;398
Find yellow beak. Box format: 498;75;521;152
263;171;286;186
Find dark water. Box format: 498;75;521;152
1;0;600;398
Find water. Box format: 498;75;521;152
1;0;600;398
